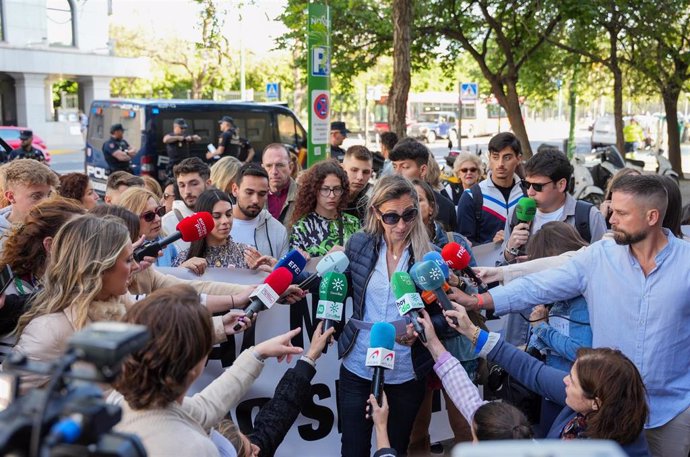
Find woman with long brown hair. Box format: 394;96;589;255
289;160;360;257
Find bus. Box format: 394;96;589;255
85;99;307;193
373;91;506;140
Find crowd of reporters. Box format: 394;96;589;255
0;126;688;457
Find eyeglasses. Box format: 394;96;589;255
376;207;419;225
520;180;553;192
460;167;478;173
319;186;344;197
140;205;166;222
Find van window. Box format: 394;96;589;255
89;106;143;151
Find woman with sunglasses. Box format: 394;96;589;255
338;174;438;457
289;160;360;257
453;152;483;191
119;187;177;267
174;189;250;271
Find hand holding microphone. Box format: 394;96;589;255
505;197;536;260
441;242;487;293
366;322;396;417
233;267;293;331
134;212;214;262
390;271;426;343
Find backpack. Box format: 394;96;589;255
509;199;594;242
469;184;484;243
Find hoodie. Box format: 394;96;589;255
250;210;289;259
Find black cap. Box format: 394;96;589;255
110;123;125;134
174;118;188;128
218;115;235;125
19;130;33;140
330;121;350;136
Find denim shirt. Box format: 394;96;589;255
491;230;690;428
528;296;592;372
156;239;178;268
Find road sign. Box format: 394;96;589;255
461;82;478;101
266;82;280;100
307;3;331;166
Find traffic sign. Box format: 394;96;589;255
266;82;280;100
461;82;478;101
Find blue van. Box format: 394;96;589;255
85;99;307;193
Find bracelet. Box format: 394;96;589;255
472;293;484;310
470;326;481;347
300;355;316;368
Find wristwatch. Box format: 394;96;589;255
506;246;520;257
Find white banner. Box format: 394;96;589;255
160;267;453;456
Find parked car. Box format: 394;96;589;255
0;126;52;163
407;111;458;143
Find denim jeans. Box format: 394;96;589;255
338;365;425;457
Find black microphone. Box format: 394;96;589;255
366;322;396;417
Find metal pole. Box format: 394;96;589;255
457;82;462;150
364;85;369;148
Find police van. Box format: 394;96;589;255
85;99;307;193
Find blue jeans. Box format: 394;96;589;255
338;365;425;457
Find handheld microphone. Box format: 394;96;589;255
441;242;487;293
134;212;214;262
410;261;454;313
297;251;349;290
366;322;395;415
509;197;537;257
390;272;426;343
274;249;307;281
423;251;449;280
233;266;293;331
420;282;451;305
316;271;348;351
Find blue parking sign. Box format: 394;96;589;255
311;46;331;77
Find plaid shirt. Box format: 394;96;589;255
433;351;488;424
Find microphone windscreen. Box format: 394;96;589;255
515;197;537;223
390;271;417;299
410;260;446;291
369;322;395;350
264;267;293;295
441;242;471;271
315;251;350;276
423;251;449;279
319;271;348;302
177;212;215;242
275;249;307;280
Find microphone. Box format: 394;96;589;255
420;282;451;306
233;266;293;331
410;260;454;313
134;212;214;262
274;249;307;281
316;271;348;352
423;251;449;280
509;197;537;257
390;272;426;343
441;242;487;293
366;322;395;415
297;251;349;290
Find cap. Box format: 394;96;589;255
174;118;189;128
218;115;235;125
330;121;350;136
110;123;125;134
19;130;33;140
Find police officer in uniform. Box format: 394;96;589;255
9;130;46;163
103;124;136;173
330;121;349;162
163;118;201;176
206;115;255;163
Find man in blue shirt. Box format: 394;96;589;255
452;175;690;457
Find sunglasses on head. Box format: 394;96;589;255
520;180;553;192
140;205;166;222
375;207;419;225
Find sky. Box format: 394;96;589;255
110;0;290;56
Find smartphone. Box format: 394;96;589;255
0;265;13;295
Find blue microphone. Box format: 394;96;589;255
366;322;396;415
423;251;449;280
274;249;307;282
410;260;458;325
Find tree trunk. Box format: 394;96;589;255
662;86;683;174
612;66;625;154
388;0;412;139
499;78;533;158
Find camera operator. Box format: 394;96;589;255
103;124;137;173
111;284;302;457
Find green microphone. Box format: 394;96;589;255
515;197;537;224
316;271;348;351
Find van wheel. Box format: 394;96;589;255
427;131;437;143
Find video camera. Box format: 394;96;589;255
0;322;150;457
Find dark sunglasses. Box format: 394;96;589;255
520;180;553;192
140;205;166;222
460;167;478;173
376;207;419;225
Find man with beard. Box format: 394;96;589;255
230;163;288;260
450;174;690;457
161;157;212;251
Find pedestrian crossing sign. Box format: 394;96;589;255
461;82;478;101
266;82;280;100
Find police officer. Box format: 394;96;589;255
103;123;136;173
163;118;201;176
206;115;255;163
330;121;349;162
9;130;46;163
